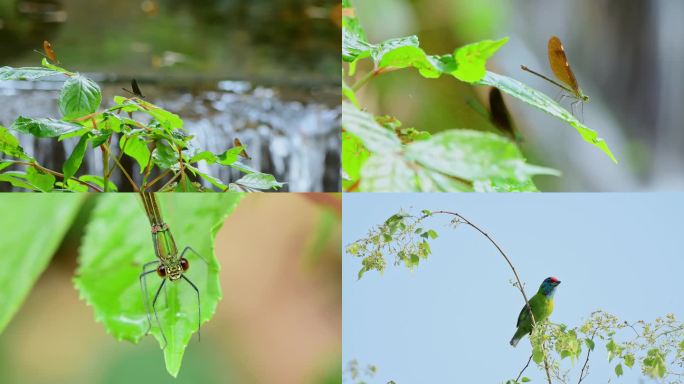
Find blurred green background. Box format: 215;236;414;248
0;0;340;82
0;194;341;384
348;0;684;191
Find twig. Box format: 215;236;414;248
8;161;103;192
577;332;596;383
158;170;182;191
430;210;554;384
101;143;139;192
144;169;172;191
516;354;533;382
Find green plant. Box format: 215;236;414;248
0;194;242;377
342;0;617;192
0;59;283;192
347;210;683;383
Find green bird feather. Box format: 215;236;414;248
510;277;561;347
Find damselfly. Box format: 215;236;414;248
521;36;589;119
138;192;206;348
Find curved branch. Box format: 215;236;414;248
429;210;554;384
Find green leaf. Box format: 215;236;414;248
614;363;623;376
532;345;544;364
0;126;30;160
342;131;370;190
59;74;102;120
58;178;89;192
0;195;83;334
78;175;118;192
119;133;150;172
152;140;178;169
342;77;360;107
478;71;617;163
357;266;369;280
41;58;70;73
521;378;530;382
58;127;91;141
623;353;634;368
10;116;83;138
342;102;402;153
0;172;37;190
375;37;442;78
451;38;508;83
232;173;285;191
341;1;371;67
216;147;244;166
189;150;217;164
90;132;112;148
144;104;183;129
643;348;666;378
584;338;595;351
0;66;62;80
63;134;90;181
26;166;55;192
74;194;243;377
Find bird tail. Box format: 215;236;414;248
510;328;525;347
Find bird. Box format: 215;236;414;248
510;277;561;347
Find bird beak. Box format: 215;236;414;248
555;280;561;285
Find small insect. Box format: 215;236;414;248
234;138;251;160
122;79;146;98
521;36;589;118
34;40;60;63
488;88;521;142
138;192;206;348
43;40;58;62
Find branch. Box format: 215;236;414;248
577;332;596;384
430;210;554;384
516;354;533;382
101;143;139;192
8;161;103;192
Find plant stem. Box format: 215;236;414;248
101;143;139;192
351;69;377;92
145;169;172;191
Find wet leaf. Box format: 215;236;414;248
0;66;62;81
11;116;83;138
59;74;102;120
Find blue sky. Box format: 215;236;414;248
343;193;684;383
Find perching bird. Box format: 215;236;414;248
510;276;561;347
